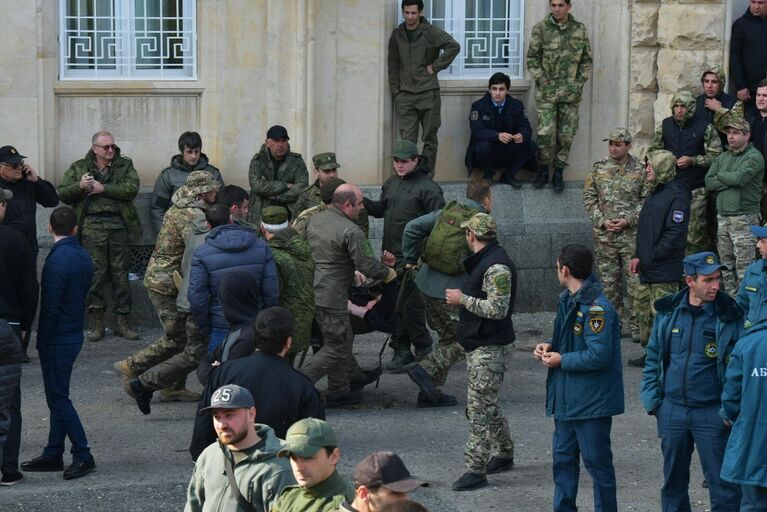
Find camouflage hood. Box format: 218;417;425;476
648;150;677;188
670;90;696;122
700;64;727;94
170;184;209;210
268;227;313;263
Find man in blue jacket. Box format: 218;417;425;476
720;319;767;510
21;207;95;480
735;221;767;329
534;244;624;512
640;251;743;511
465;72;538;187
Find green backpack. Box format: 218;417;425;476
422;200;480;275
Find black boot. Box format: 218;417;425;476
500;171;522;188
552;168;564;193
533;165;549;189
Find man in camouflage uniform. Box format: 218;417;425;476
695;65;744;147
303;184;397;408
58;131;141;342
292;152;340;217
116;171;219;413
402;180;493;407
526;0;592;193
583;128;649;342
247;125;309;225
260;206;315;362
706;118;765;293
650;90;723;254
408;213;516;492
292;177;370;238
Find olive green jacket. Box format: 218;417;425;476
247;144;309;225
705;143;765;216
271;470;354;512
58;149;142;241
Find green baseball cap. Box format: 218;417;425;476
460;212;497;240
603;127;632;144
312;152;341;170
261;206;289;225
391;139;419;160
278;418;338;458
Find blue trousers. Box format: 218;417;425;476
656;400;740;511
208;328;228;353
38;343;91;462
473;139;537;178
740;485;767;511
552;417;618;512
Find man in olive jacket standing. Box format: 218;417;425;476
58;131;142;342
388;0;460;175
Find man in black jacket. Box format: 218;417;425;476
730;1;767;119
189;307;323;461
628;150;691;367
465;72;538;187
0;189;38;486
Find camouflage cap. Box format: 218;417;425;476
186;170;220;196
391;139;419;160
603;127;632;144
320;177;347;203
278;418;338;458
261;206;289;225
312;152;341;171
460;212;497;240
723;117;750;134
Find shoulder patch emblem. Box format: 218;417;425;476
361;239;374;258
470;110;479;121
704;342;717;359
672;210;685;223
493;273;511;294
588;316;605;334
574;322;583;336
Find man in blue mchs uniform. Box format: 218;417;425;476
465;72;538;187
640;251;743;511
720;318;767;510
534;244;623;512
735;221;767;329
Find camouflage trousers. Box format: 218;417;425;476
717;213;760;295
130;289;207;391
301;308;355;394
635;282;679;347
536;100;580;169
419;293;464;387
594;236;639;338
80;227;131;314
465;345;514;473
687;188;710;255
396;89;441;174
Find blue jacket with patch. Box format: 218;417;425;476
640;288;743;414
545;273;624;420
735;258;767;330
719;320;767;487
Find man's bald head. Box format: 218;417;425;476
333;183;364;220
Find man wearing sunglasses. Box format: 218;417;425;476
58;131;142;343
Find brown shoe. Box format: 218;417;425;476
86;309;104;342
114;314;139;340
158;388;201;402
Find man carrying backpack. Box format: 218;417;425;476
400;180;492;407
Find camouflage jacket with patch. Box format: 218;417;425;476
526;14;592;103
292;200;370;238
583;154;650;242
247;144;309;225
144;186;209;296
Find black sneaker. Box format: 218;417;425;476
628;355;646;368
406;365;439;402
500;173;522;189
326;390;363;408
486;456;515;474
350;367;382;392
129;378;153;415
0;472;24;486
63;456;95;480
417;391;458;408
20;456;64;472
452;472;488;491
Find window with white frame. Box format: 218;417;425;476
409;0;524;80
59;0;197;80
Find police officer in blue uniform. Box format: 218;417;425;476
465;72;538;187
640;251;743;511
735;222;767;330
534;244;623;512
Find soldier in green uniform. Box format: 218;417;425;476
116;171;219;413
388;0;460;175
247;125;309;225
526;0;592;193
293;152;340;217
58;131;142;342
260;206;315;362
583;128;650;342
293;178;370;238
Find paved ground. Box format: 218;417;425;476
1;312;715;511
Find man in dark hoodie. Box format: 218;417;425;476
150;131;224;233
629;150;691;367
650;90;723;254
730;0;767;119
695;65;744;147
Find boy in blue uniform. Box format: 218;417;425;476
534;244;623;511
640;251;742;511
735;222;767;329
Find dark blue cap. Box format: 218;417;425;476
683;251;726;276
750;224;767;239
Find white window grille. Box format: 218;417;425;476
59;0;197;80
406;0;524;80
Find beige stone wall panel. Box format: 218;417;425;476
631;3;660;47
656;4;724;51
629;91;658;143
631;48;659;92
655;49;710;94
